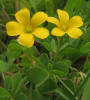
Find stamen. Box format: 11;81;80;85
61;25;67;31
26;26;32;33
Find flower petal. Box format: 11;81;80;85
51;27;65;36
6;21;24;36
57;9;69;24
47;17;60;27
66;28;82;39
68;16;83;28
18;34;34;47
15;8;30;26
33;28;49;39
31;12;48;28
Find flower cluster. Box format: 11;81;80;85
6;8;83;48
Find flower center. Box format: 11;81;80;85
61;24;67;31
26;26;33;33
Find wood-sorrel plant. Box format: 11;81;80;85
0;0;90;100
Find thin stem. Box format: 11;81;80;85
53;37;61;65
57;76;74;96
70;67;79;73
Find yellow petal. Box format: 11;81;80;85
68;16;83;28
15;8;30;26
66;28;82;39
47;17;60;27
57;9;69;24
18;33;34;47
51;27;65;36
6;21;24;36
33;28;49;39
31;12;48;28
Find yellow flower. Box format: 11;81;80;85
47;9;83;39
6;8;49;47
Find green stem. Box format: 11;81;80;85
53;37;61;65
70;67;79;72
57;76;74;96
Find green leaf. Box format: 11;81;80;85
14;92;27;100
29;0;37;12
51;39;57;53
12;73;26;96
0;60;8;72
31;90;50;100
12;73;22;94
4;76;12;90
28;67;49;84
82;78;90;100
42;42;52;52
86;28;90;42
60;47;78;56
23;47;33;57
56;96;65;100
60;80;75;100
53;60;71;76
84;61;90;72
32;56;46;69
22;47;37;66
39;53;49;69
37;0;46;11
0;87;11;100
55;88;70;100
45;0;55;16
80;42;90;54
50;70;66;78
82;1;90;22
60;47;80;62
65;0;84;16
20;56;30;67
53;0;66;10
32;46;38;56
39;79;57;94
7;42;22;61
